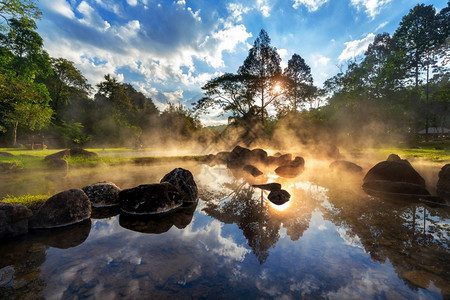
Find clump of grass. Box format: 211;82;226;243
2;194;50;211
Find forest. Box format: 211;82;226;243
0;1;449;149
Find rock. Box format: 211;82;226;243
160;168;198;204
268;189;290;205
437;164;450;197
227;145;253;169
275;156;305;178
0;152;13;157
251;148;268;162
386;153;411;166
119;182;184;215
47;158;68;171
69;148;98;158
252;183;282;191
362;180;430;197
0;202;33;240
243;165;263;177
314;144;340;159
0;162;19;172
44;149;70;161
82;182;121;208
214;151;231;164
363;160;425;187
329;160;363;173
29;189;91;229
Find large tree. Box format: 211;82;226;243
0;0;41;30
238;29;283;125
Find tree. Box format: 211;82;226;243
0;73;52;145
0;0;41;30
238;29;283;125
0;18;50;79
281;53;315;113
45;57;92;117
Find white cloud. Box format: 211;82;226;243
257;0;271;17
127;0;138;6
77;1;111;31
338;33;375;61
375;21;388;32
350;0;392;19
292;0;329;12
41;0;75;19
227;3;251;22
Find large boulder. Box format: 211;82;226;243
268;189;291;205
0;202;33;240
29;189;91;229
243;165;263;177
437;164;450;197
253;183;282;191
0;162;19;172
160;168;198;204
227;146;253;169
44;149;70;161
0;151;13;157
69;148;98;158
363;159;425;187
82;182;121;208
119;182;184;215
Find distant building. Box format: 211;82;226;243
418;127;450;140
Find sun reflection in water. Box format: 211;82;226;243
268;199;291;212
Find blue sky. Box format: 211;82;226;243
36;0;446;125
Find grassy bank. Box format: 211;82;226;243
2;194;49;211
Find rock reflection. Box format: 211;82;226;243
321;182;450;297
201;170;316;263
0;220;92;299
119;203;197;234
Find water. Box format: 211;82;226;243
0;163;449;299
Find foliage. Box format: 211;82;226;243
1;193;49;209
0;0;41;31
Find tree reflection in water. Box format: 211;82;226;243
201;169;316;264
321;180;450;296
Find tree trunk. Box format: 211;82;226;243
13;120;18;147
425;60;430;142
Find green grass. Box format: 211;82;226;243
1;194;49;210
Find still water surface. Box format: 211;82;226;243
0;162;449;299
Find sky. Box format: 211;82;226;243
36;0;446;125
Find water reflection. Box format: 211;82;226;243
119;203;197;234
0;163;449;299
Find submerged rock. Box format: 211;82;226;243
0;202;33;240
268;189;291;205
329;160;363;173
29;189;91;229
82;182;121;208
275;156;305;178
160;168;198;204
363;180;430;197
243;164;263;177
119;182;184;215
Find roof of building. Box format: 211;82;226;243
418;127;450;134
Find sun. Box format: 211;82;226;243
273;84;281;93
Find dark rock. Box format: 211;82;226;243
273;152;282;157
69;148;98;158
0;151;13;157
386;153;411;166
268;189;291;205
435;146;444;150
82;182;121;208
91;206;120;219
243;165;263;177
0;202;33;240
363;160;426;187
214;151;231;164
252;183;282;191
0;162;19;172
29;189;91;229
227;145;253;168
47;158;68;171
44;149;70;161
33;219;91;249
437;164;450;198
330;160;363;173
314;144;340;159
251;148;268;162
119;182;183;215
362;180;430;197
160;168;198;204
276;154;293;166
